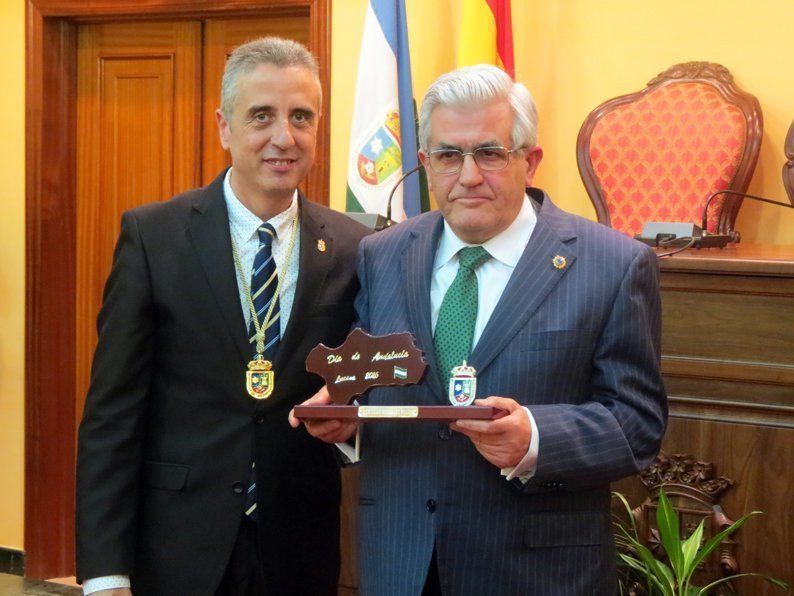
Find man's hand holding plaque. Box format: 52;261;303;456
290;328;508;423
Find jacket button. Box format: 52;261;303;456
232;481;245;494
426;499;436;513
438;425;452;440
255;415;266;424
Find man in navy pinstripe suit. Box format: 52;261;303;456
293;64;667;595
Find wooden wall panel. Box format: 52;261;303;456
616;245;794;595
339;468;360;594
75;21;201;422
614;419;792;595
24;3;78;579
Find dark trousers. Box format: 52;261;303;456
422;547;443;596
215;516;266;596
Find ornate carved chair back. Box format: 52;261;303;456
784;120;794;203
577;62;763;238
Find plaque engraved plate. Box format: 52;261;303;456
359;406;419;418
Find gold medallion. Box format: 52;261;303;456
246;356;274;399
317;239;327;252
230;214;298;402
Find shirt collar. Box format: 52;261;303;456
434;194;537;269
223;167;298;242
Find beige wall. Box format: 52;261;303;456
0;0;26;550
331;0;794;243
2;0;793;551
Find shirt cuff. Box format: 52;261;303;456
334;425;361;464
501;406;539;483
83;575;131;594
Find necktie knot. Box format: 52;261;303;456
257;223;276;247
457;246;490;271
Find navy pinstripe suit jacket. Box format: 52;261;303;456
353;189;667;595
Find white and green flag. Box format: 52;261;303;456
346;0;426;220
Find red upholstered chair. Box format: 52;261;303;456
577;62;763;239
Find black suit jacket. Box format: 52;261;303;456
76;170;370;595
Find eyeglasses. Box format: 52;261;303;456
426;146;524;174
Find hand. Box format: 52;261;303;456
90;590;131;596
450;396;531;468
288;385;358;444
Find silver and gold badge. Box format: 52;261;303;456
449;361;477;406
246;356;274;400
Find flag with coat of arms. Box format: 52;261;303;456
346;0;427;220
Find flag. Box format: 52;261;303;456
457;0;515;78
346;0;425;220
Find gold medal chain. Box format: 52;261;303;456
231;214;298;356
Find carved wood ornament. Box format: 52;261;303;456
629;453;740;594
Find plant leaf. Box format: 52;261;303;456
656;489;684;580
613;491;640;540
696;572;790;594
690;511;762;573
619;553;649;574
631;540;676;596
679;518;705;587
618;554;660;596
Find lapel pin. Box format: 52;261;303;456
317;239;327;253
552;255;567;270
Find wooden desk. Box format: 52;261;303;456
617;244;793;593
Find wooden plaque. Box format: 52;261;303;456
294;328;506;422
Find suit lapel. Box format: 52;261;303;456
187;172;251;364
402;213;446;399
273;194;332;373
469;193;578;377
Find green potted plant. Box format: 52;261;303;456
613;489;789;595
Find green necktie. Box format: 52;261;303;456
434;246;491;384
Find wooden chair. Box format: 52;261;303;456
784;120;794;203
577;62;763;239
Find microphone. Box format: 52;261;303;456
386;164;424;223
700;189;794;236
344;164;424;232
636;189;794;251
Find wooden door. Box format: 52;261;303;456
75;21;202;420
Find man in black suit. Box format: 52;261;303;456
76;37;369;596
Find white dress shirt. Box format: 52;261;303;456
83;169;302;595
430;195;540;482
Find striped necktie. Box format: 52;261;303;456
245;223;280;521
248;223;280;362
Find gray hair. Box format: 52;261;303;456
418;64;538;151
221;36;321;121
